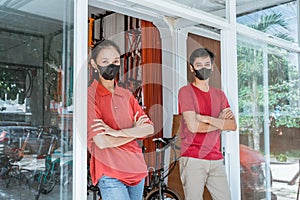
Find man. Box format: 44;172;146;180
178;47;237;200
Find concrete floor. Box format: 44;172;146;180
0;162;299;200
0;179;72;200
270;162;299;200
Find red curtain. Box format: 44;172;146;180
141;20;163;165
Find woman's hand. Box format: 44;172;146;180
91;119;117;136
92;112;153;140
133;111;150;127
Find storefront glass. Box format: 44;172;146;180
169;0;226;19
0;0;74;199
237;0;298;44
237;2;300;199
237;35;300;199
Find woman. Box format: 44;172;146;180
87;39;154;200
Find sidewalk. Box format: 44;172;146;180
0;180;72;200
270;161;299;200
1;162;299;200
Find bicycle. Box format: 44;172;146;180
143;135;183;200
32;126;73;200
0;126;37;186
87;163;101;200
0;125;47;199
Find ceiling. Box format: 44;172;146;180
169;0;295;16
0;0;73;36
0;0;296;36
0;0;296;68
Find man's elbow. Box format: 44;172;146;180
222;120;237;131
228;121;237;131
229;124;237;131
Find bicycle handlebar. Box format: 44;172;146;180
152;135;178;147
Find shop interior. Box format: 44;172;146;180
0;0;299;200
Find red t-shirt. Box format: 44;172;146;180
178;83;230;160
87;80;151;186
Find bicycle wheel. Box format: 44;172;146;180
27;173;42;200
145;187;182;200
40;172;56;194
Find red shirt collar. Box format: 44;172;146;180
91;80;123;97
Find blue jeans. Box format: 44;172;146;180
98;175;145;200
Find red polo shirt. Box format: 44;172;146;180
88;80;150;186
178;84;230;160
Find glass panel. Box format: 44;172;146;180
238;35;300;199
0;0;74;199
237;0;298;43
168;0;226;19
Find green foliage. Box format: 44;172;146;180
285;150;300;158
238;12;300;130
249;13;289;34
275;116;300;128
275;153;288;162
0;68;26;103
239;116;263;132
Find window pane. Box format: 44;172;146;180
0;1;74;199
168;0;226;18
237;1;298;43
238;35;300;199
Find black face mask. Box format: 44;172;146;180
193;66;212;80
97;64;120;80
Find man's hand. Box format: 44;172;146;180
196;114;211;124
219;108;234;119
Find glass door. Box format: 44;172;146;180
238;35;300;200
0;0;74;199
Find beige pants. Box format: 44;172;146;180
179;157;231;200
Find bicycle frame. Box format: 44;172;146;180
33;127;73;200
1;128;32;184
143;135;180;200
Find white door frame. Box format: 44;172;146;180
75;0;241;199
73;0;88;199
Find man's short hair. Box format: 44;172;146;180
189;48;215;65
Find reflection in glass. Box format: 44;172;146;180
238;35;300;199
237;1;298;43
0;1;74;199
168;0;226;18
